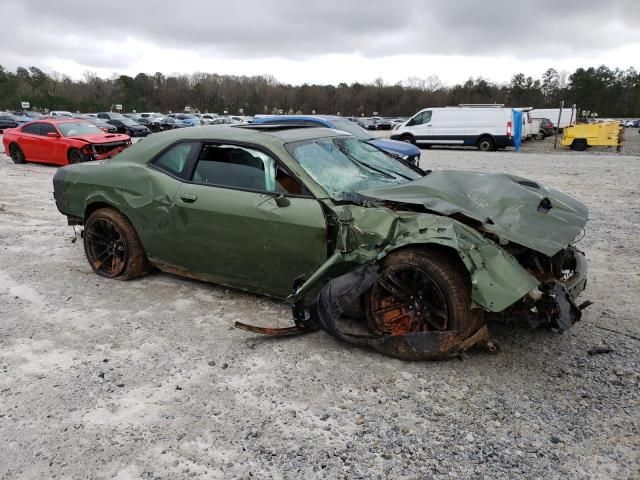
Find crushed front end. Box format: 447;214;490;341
83;139;131;161
489;245;588;331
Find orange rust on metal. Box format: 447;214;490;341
457;325;490;353
374;297;426;337
234;321;307;336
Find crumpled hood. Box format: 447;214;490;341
67;133;130;143
360;170;588;256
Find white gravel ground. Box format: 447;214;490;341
0;133;638;479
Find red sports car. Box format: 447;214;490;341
2;118;131;166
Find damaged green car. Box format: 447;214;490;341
53;125;589;360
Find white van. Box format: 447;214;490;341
391;106;514;151
529;108;576;129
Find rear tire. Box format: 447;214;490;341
9;143;26;164
364;248;483;344
477;136;495;151
84;208;150;280
570;139;588;151
534;132;544;140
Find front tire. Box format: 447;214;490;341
84;208;150;280
9;143;26;164
364;248;483;344
534;132;545;140
399;134;416;145
68;148;87;164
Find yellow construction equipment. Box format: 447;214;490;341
561;121;623;151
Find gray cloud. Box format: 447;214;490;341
1;0;638;72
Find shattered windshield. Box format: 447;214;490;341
286;136;422;200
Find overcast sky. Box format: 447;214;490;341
2;0;639;85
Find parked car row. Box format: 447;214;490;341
346;116;400;131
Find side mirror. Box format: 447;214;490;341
47;132;60;138
274;194;290;208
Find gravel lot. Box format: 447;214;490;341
0;132;639;479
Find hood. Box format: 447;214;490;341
67;133;130;143
360;170;588;256
368;138;421;156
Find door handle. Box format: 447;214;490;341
426;124;432;127
180;193;197;203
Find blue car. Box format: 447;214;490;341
251;115;422;166
169;114;202;127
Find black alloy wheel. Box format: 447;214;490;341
9;143;26;164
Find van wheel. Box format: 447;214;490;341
570;139;588;151
534;132;545;140
399;134;416;145
477;136;495;151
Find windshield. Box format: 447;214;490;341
121;119;139;126
286;136;422;200
58;121;103;137
25;111;44;118
329;118;374;140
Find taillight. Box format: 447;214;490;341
101;127;108;132
507;121;512;137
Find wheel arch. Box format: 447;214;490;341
384;242;470;286
477;133;495;143
84;200;127;223
381;236;537;313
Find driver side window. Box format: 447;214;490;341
190;144;308;195
409;111;432;126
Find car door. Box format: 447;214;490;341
18;123;42;160
171;142;328;298
406;110;432;143
36;123;64;164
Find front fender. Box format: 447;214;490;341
288;205;538;313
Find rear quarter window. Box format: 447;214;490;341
22;123;41;135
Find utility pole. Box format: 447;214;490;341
554;101;564;149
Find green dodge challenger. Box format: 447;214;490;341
53;125;589;359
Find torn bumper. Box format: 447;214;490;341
564;247;588;299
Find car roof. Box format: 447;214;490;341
112;125;348;165
254;115;345;125
29;117;89;124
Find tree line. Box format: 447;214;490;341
1;65;638;117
